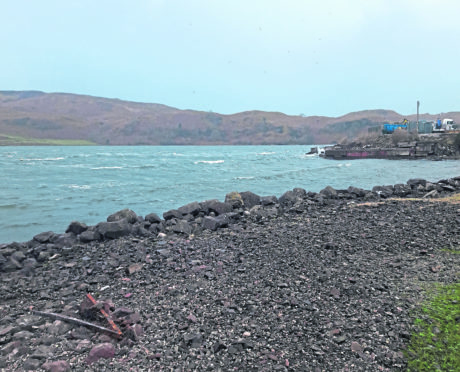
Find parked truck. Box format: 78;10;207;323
433;118;455;132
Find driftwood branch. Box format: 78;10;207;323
31;309;122;338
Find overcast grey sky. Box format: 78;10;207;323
1;0;459;117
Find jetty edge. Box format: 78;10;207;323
322;132;460;160
0;177;459;370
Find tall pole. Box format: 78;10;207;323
416;100;420;133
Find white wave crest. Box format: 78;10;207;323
91;166;123;170
68;185;91;190
193;160;224;164
21;157;65;161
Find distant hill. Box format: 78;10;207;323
1;91;459;145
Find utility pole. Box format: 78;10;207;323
416;100;420;133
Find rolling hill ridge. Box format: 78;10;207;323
1;91;459;145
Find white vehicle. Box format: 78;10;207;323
433;118;455;132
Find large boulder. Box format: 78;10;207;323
178;201;202;216
372;185;394;198
250;205;279;219
202;213;239;231
33;231;55;244
204;200;233;216
320;186;338;199
393;183;411;197
145;213;162;224
79;230;101;243
171;220;192;235
107;209;138;224
239;191;261;209
260;195;278;206
51;233;77;248
279;190;297;206
65;221;88;235
293;188;307;198
225;192;244;208
163;209;182;221
347;186;366;197
407;178;427;188
96;220;131;239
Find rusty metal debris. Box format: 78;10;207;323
31;293;123;339
31;309;123;339
85;293;123;338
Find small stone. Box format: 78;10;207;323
330;288;340;298
212;341;227;353
85;343;115;364
23;358;41;370
351;341;363;353
127;263;143;275
13;330;34;340
42;360;71;372
0;326;15;336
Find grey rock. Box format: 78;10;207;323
145;213;162;224
42;360;71;372
85;343;115;365
407;178;427;187
372;185;394;198
178;201;201;216
347;186;366;197
51;233;77;248
65;221;88;235
2;257;23;272
163;209;182;221
23;358;41;370
320;186;337;198
279;190;298;206
107;209;138;224
393;183;411;197
11;250;26;262
171;220;192;235
33;231;55;244
96;220;131;239
261;195;278;206
79;230;101;242
225;192;244;208
206;200;233;216
240;191;261;209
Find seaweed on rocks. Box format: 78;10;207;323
0;177;459;370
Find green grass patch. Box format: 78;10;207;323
441;247;460;255
0;134;96;146
405;282;460;371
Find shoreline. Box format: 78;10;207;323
2;176;460;248
1;177;459;370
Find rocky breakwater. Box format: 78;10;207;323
323;133;460;160
0;177;460;370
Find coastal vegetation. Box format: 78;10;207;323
406;283;460;371
404;193;460;371
0;134;96;146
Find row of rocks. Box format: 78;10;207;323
1;176;460;275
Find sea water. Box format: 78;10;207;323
1;145;459;244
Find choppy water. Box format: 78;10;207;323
1;145;459;243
